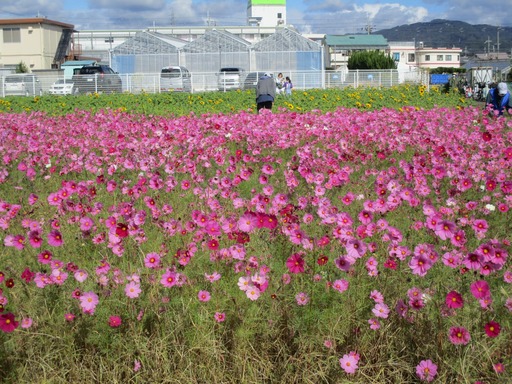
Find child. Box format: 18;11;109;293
284;76;293;97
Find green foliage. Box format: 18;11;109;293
347;51;397;70
0;85;472;116
15;61;29;73
429;67;466;75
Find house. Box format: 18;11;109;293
414;43;462;69
323;34;389;69
0;18;75;71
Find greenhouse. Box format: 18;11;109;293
110;27;322;74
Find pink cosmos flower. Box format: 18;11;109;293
245;285;261;301
79;216;94;232
205;271;221;283
160;269;178;287
144;252;161;269
434;220;456;240
370;290;384;303
472;219;488;234
28;193;39;205
237;212;258;233
198;290;211;302
295;292;310;306
125;281;142;299
339;351;359;374
416;359;437;382
64;313;76;322
47;230;63;247
368;318;381;330
493;362;505;374
214;312;226;323
79;291;99;314
409;255;432;277
332;279;349;293
448;326;471;345
21;317;33;329
372;303;390;319
74;269;88;283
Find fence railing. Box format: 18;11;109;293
0;69;426;97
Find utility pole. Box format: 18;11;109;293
484;36;492;56
496;25;501;53
362;13;376;35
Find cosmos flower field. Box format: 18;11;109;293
0;90;511;383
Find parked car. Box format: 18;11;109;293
71;64;122;94
243;72;273;90
49;79;74;95
3;74;43;96
160;66;192;92
217;67;244;91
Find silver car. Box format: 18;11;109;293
4;74;43;96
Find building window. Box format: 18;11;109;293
408;53;415;62
445;54;452;61
437;55;443;61
392;52;400;61
3;28;21;43
277;13;282;19
425;55;430;61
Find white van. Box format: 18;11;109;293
4;74;43;96
160;66;192;92
217;67;245;91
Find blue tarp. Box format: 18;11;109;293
430;74;451;84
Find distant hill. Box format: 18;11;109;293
377;19;512;57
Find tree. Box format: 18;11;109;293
347;50;396;70
15;61;29;73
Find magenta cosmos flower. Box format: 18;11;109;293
448;326;471;345
470;280;490;300
286;253;305;274
445;290;464;309
416;359;437;382
0;312;19;333
484;321;501;338
47;230;63;247
108;316;122;328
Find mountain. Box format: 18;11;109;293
377;19;512;57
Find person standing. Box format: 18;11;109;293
486;82;512;116
284;76;293;97
276;72;285;96
256;73;276;113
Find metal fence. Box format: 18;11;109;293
0;69;426;97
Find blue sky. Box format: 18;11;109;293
0;0;508;34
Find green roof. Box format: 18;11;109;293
249;0;286;5
325;34;388;48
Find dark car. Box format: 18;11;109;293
72;65;122;94
243;72;273;90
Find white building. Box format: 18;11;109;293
247;0;286;27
